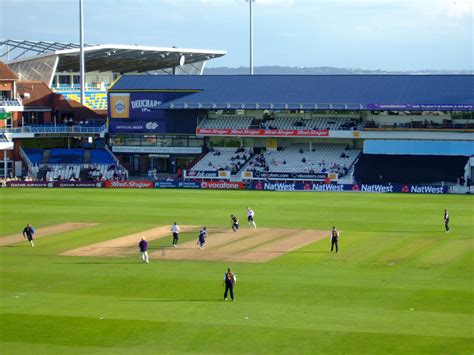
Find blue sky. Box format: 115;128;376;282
0;0;472;70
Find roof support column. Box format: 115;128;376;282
247;0;255;75
79;0;86;105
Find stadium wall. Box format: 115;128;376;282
5;179;461;194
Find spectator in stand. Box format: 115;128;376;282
460;176;465;186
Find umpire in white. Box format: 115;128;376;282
171;222;180;247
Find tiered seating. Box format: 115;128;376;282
45;165;82;180
266;116;356;130
0;98;21;107
49;149;84;164
22;147;128;180
244;144;361;176
90;149;114;164
55;91;107;110
85;164;128;181
23;148;44;165
199;116;254;129
190;147;253;173
198;116;359;131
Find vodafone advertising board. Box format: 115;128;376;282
104;180;154;188
196;128;329;137
200;181;244;190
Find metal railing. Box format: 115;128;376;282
0;124;107;134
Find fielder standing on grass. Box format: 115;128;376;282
171;222;180;247
139;237;149;263
223;267;237;301
330;226;340;253
247;207;256;228
198;227;207;249
22;224;35;247
444;209;450;233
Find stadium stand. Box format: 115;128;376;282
354;154;469;184
198;115;359;131
22;148;127;181
83;164;128;181
199;116;254;129
23;148;44;165
0;98;21;107
45;165;82;180
244;144;361;177
49;148;84;164
90;149;114;164
55;91;107;110
189;147;254;174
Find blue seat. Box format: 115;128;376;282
24;148;44;164
90;149;114;164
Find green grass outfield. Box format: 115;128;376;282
0;189;472;354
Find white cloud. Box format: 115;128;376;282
441;0;472;18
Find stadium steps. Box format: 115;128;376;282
79;168;91;180
42;150;50;164
186;148;209;170
233;152;255;176
83;150;91;164
37;168;48;180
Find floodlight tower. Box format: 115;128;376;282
246;0;255;75
79;0;85;105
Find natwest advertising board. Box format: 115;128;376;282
104;180;154;188
196;128;329;137
200;181;245;190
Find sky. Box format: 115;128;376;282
0;0;472;70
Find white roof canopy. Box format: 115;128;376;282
1;40;226;73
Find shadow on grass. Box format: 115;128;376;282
148;247;198;251
53;261;138;265
120;298;221;303
287;251;332;254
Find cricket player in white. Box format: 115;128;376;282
247;207;256;228
171;222;180;247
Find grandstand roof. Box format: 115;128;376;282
110;75;474;111
1;40;226;73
